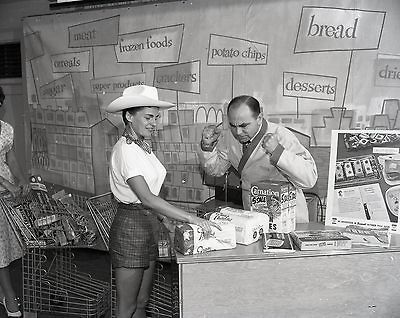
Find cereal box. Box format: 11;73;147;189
174;222;236;255
207;207;269;245
250;181;294;233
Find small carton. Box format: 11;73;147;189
174;222;236;255
207;207;269;245
250;181;294;233
287;183;297;231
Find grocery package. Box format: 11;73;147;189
291;230;352;251
207;207;269;245
3;175;98;248
174;222;236;255
249;181;296;233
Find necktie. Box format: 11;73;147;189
242;141;250;153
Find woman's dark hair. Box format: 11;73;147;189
0;86;4;106
227;95;261;117
122;106;145;125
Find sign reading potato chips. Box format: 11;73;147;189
208;34;268;66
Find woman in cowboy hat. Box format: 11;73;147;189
107;85;220;318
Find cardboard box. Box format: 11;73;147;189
250;181;295;233
207;207;269;245
174;222;236;255
291;230;352;251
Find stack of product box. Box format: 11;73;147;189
249;181;296;233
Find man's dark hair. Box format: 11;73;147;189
0;86;4;106
227;95;261;117
122;106;145;125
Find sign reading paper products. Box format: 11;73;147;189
90;73;145;94
294;6;385;53
375;54;400;87
326;130;400;232
115;24;184;63
153;60;200;93
208;34;268;66
68;15;120;48
39;74;74;99
283;72;337;101
51;51;90;73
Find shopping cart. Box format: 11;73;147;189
86;192;118;251
23;248;111;318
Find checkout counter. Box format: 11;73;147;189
176;220;400;318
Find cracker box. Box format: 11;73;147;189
207;207;269;245
174;222;236;255
250;181;295;233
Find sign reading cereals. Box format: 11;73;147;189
51;51;90;73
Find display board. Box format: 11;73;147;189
326;130;400;231
21;0;400;205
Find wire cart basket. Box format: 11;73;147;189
23;248;111;318
86;192;180;318
0;178;111;318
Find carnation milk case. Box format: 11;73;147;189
250;181;296;233
207;207;269;245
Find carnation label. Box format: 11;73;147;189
250;181;295;233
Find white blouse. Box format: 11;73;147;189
109;137;167;204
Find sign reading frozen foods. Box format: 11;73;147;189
115;24;184;63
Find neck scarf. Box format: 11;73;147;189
122;124;152;154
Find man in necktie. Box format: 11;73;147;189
198;95;318;223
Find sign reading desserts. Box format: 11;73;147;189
283;71;337;101
326;130;400;232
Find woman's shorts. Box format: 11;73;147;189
109;203;158;269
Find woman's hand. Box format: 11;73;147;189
18;182;31;196
192;216;222;238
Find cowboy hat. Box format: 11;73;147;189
106;85;174;112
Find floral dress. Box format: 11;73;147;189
0;120;24;267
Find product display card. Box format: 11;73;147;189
326;130;400;232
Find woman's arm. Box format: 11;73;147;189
7;148;30;195
127;175;220;233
